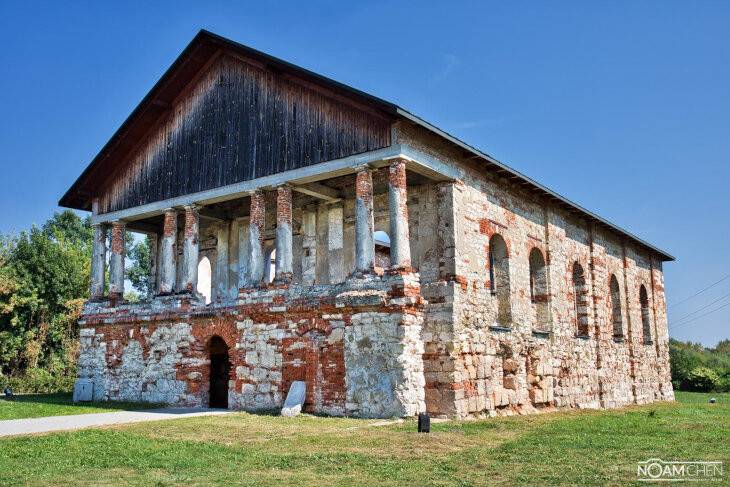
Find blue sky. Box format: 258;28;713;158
0;1;728;345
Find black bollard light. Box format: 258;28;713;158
417;413;430;433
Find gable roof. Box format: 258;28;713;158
59;29;673;261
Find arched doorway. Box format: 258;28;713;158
207;336;230;408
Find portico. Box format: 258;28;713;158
87;154;448;305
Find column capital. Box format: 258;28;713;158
387;156;409;167
353;163;375;174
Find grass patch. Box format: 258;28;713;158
0;393;159;420
0;392;727;486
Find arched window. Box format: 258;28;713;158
488;234;511;326
197;256;212;304
572;263;590;337
528;248;550;331
609;275;623;337
640;285;652;344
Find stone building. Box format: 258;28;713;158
60;31;674;418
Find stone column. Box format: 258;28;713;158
274;185;293;283
214;223;230;300
247;190;266;286
158;209;178;295
354;166;375;274
228;220;240;298
388;158;412;269
90;223;107;300
108;221;126;300
147;234;158;298
181;205;199;293
237;219;250;290
301;208;317;286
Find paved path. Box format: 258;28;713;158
0;408;233;438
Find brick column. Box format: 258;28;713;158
388;158;412;269
181;205;199;293
275;185;293;283
354;166;375;274
158;209;178;294
247;190;266;286
90;223;107;300
108;221;126;299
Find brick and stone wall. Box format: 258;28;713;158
77;121;672;419
77;274;425;417
394;121;673;418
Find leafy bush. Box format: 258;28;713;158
670;339;729;392
684;367;720;392
2;368;75;394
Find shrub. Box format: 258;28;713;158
684;366;720;392
670;339;730;392
719;375;730;393
1;368;75;394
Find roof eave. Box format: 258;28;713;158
395;108;675;262
57;30;674;263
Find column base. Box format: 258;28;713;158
349;269;377;280
107;293;125;307
272;273;293;286
385;265;416;275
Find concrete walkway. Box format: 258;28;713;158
0;407;233;438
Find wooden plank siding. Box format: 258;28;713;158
98;55;391;214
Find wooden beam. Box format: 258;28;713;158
198;207;228;222
292;182;342;202
126;221;161;235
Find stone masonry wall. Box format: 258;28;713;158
78;120;672;419
77;273;426;418
395;121;673;418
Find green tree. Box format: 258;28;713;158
714;339;730;355
670;338;730;392
0;211;91;375
127;235;152;296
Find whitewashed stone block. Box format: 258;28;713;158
281;381;306;417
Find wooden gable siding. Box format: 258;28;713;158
98;55;391;214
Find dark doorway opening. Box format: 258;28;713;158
208;336;230;409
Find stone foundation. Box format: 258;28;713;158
77;273;426;417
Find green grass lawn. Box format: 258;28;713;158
0;392;727;486
0;393;159;420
